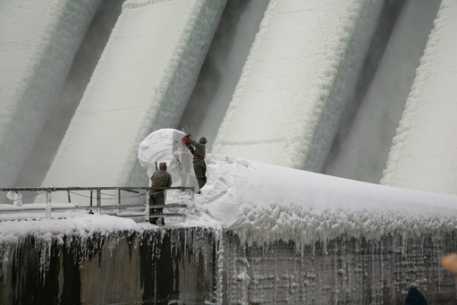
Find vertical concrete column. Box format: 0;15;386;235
213;0;383;171
0;0;101;186
382;0;457;194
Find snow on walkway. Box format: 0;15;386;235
0;0;100;186
41;0;226;188
212;0;383;171
382;0;457;194
0;215;144;244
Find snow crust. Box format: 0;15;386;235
41;0;225;189
213;0;383;171
382;0;457;194
195;156;457;245
0;0;100;186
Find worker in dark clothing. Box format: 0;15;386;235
182;135;207;189
405;287;427;305
149;162;172;225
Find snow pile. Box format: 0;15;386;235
382;0;457;194
138;129;198;189
213;0;383;171
41;0;226;188
0;215;146;244
194;156;457;245
0;0;100;186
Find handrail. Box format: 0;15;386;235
0;186;195;192
0;186;194;222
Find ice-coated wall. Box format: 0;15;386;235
212;0;383;171
41;0;226;188
224;233;457;305
0;0;101;187
382;0;457;194
1;223;457;305
0;226;218;305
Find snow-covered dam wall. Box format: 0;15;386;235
1;220;457;305
213;0;383;171
41;0;226;188
0;0;101;187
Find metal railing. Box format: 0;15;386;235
0;186;195;222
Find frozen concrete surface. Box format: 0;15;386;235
15;0;125;188
179;0;270;148
0;0;100;187
41;0;226;188
213;0;383;171
325;0;441;183
382;0;457;194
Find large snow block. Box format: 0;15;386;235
0;0;101;186
42;0;226;188
213;0;383;171
382;0;457;194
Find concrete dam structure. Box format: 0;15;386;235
2;0;457;304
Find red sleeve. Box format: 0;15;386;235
182;136;191;145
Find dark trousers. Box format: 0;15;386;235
149;191;164;225
193;159;207;188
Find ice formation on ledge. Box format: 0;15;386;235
41;0;226;188
382;0;457;194
213;0;383;171
0;0;100;186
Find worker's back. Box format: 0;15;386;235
151;169;172;190
193;141;206;160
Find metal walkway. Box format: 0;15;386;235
0;186;195;222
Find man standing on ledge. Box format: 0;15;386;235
150;162;172;225
182;134;207;189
